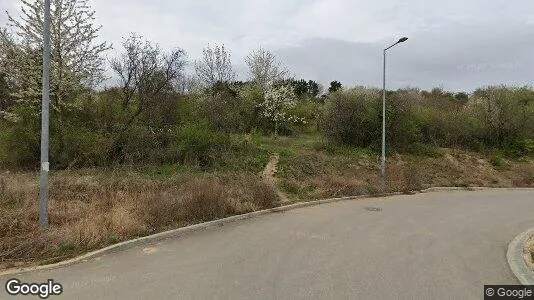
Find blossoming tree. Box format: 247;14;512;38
258;84;305;136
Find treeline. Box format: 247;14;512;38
2;80;533;170
0;0;533;171
323;86;534;156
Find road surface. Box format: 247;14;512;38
2;189;533;299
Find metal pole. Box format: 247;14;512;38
380;37;407;191
381;49;386;190
39;0;52;229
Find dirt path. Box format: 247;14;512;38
261;153;290;202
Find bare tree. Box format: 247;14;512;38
194;43;235;87
175;73;204;95
108;34;186;161
1;0;111;111
245;47;289;91
110;33;187;126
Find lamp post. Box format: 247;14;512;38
39;0;52;228
381;37;408;190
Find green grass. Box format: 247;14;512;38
107;235;120;245
490;155;505;170
143;164;187;179
281;182;317;199
54;243;76;257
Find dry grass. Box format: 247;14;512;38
278;148;534;200
0;171;280;269
1;142;532;269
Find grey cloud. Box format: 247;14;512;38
2;0;533;92
275;20;534;92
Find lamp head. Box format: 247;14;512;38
398;37;408;43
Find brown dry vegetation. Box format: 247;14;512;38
277;143;534;200
0;171;279;269
1;135;533;270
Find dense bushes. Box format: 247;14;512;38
0;106;39;168
469;87;534;155
321;86;534;156
171;121;229;168
1;83;533;171
198;82;261;133
321;88;381;148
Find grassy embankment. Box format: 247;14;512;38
1;134;533;269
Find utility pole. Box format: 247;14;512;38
39;0;52;228
381;37;408;191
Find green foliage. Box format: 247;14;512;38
490;155;504;170
501;139;534;158
54;243;76;257
57;125;108;168
1;79;533;172
222;135;270;172
107;235;120;245
328;81;342;93
321;85;534;156
405;142;444;158
276;79;321;98
321;87;381;148
0;105;40;169
199;82;261;133
470;86;534;155
0;72;13;112
171;121;230;168
386;89;423;151
454;92;469;103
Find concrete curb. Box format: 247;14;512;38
1;187;533;277
507;228;534;285
0;194;369;277
420;187;534;193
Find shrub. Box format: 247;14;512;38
257;84;303;136
321;88;381;148
171;121;230;168
286;98;321;134
490;155;504;170
178;179;236;222
0;106;41;169
199;82;262;134
470;86;534;152
321;86;534;156
406;142;444;158
55;125;109;168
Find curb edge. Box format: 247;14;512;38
1;187;533;277
507;228;534;285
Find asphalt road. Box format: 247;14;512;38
2;189;533;299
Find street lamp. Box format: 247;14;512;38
381;37;408;190
39;0;52;228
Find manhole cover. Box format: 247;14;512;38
364;207;382;212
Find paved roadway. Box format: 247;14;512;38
1;189;533;299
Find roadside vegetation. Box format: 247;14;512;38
0;0;533;268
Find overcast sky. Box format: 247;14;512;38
1;0;533;92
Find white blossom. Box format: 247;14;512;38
258;84;306;135
245;47;289;91
1;0;111;110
